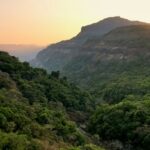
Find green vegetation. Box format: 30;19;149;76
66;144;105;150
0;51;103;150
89;96;150;150
0;51;92;110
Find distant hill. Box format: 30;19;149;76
31;16;146;71
0;44;44;61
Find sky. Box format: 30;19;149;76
0;0;150;46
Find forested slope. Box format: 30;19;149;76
0;51;103;150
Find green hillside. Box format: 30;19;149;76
88;96;150;150
0;51;103;150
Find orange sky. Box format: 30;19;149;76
0;0;150;46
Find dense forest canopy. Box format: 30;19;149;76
0;51;103;150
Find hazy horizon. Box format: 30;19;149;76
0;44;45;61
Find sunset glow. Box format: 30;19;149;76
0;0;150;45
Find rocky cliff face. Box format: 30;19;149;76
31;17;145;71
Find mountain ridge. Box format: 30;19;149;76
31;17;147;71
74;16;146;41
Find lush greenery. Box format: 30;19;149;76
89;95;150;150
0;52;103;150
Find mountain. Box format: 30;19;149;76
63;25;150;100
74;16;145;42
31;17;150;102
0;44;44;61
31;17;145;71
